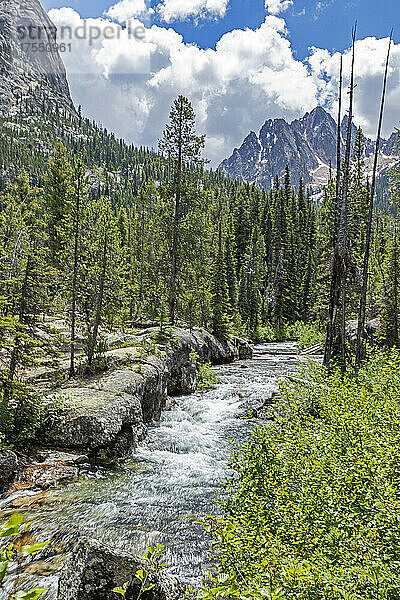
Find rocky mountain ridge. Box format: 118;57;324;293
219;106;398;190
0;0;75;115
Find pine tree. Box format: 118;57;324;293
159;96;205;324
69;158;87;376
225;214;239;318
212;221;232;338
43;143;73;270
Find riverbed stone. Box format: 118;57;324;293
0;450;18;490
42;388;146;455
236;338;254;360
58;537;184;600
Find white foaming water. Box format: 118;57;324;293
23;343;303;584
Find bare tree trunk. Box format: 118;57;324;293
337;29;356;373
324;56;343;367
394;228;399;346
324;26;357;370
356;34;392;366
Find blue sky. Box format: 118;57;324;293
43;0;398;58
44;0;400;165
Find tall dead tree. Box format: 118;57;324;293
324;27;357;370
324;56;343;367
355;34;392;367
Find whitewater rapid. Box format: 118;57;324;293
23;342;304;584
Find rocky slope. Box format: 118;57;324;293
219;106;398;191
0;0;74;115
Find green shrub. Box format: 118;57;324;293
201;349;400;600
112;545;166;599
150;327;177;344
0;384;62;448
285;321;324;349
0;514;49;600
251;324;286;343
198;362;220;391
190;352;220;391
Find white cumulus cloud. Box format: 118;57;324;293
307;36;400;139
157;0;229;23
106;0;153;22
265;0;294;16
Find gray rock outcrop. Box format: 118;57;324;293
58;538;184;600
41;328;252;461
346;318;381;347
0;0;74;114
0;449;18;490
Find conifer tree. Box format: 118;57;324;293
212;221;232;338
225;214;239;318
69;158;86;376
159;96;205;324
44;143;73;270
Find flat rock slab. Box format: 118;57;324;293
43;388;146;452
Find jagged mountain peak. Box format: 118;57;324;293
300;105;333;123
219;107;397;191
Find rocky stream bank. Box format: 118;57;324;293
0;327;252;600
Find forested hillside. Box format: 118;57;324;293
0;95;231;202
1;95;400;378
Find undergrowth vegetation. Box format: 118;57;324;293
252;321;324;349
0;514;49;600
0;388;62;449
202;349;400;600
197;362;220;391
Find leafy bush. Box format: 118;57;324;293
0;385;62;448
285;321;324;350
198;362;220;391
189;352;220;391
81;334;109;374
251;324;286;343
202;349;400;600
112;544;166;599
0;514;49;600
137;338;163;360
251;321;324;348
150;327;177;344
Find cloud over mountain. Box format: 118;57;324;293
48;4;400;166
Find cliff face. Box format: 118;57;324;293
219;106;398;190
0;0;74;114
